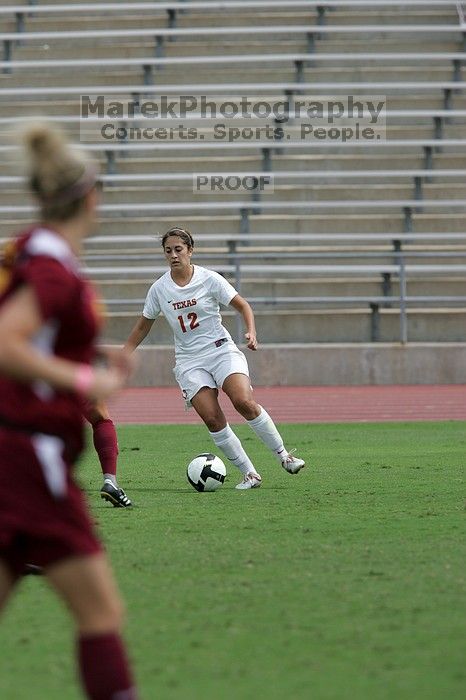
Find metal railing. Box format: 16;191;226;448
1;80;464;100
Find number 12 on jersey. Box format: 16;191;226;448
177;312;199;333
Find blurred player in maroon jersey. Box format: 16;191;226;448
0;123;138;700
86;400;132;507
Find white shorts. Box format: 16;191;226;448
173;342;250;407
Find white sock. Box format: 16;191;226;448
209;424;257;476
103;474;118;487
247;406;288;462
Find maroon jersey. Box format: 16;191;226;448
0;226;102;461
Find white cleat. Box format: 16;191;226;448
281;449;305;474
235;472;262;490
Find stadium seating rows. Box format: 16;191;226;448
0;0;465;344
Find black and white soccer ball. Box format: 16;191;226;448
187;453;226;492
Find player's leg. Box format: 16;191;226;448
222;373;305;474
190;387;261;488
0;560;17;614
84;401;132;507
46;553;137;699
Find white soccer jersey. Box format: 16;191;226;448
143;265;238;360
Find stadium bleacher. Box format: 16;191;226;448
0;0;465;365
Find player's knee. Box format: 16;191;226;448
203;414;224;432
107;592;125;627
232;397;258;419
111;596;126;629
85;408;98;424
79;595;126;635
85;403;110;425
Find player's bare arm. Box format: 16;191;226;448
96;345;136;378
229;294;258;350
124;315;155;353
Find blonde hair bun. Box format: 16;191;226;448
23;122;66;161
20;122;97;219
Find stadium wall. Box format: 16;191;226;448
126;343;466;386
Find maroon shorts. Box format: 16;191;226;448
0;429;101;577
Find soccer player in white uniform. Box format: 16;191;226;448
125;227;305;489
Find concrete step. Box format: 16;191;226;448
423;183;466;198
106;154;433;174
0;70;160;90
7;141;454;160
14;40;303;61
82;201;466;216
20;16;169;32
301;66;454;81
2;211;466;237
2;117;458;143
2;123;464;150
84;248;466;269
0;213;399;236
246;213;466;234
318;40;460;52
14;11;316;33
412;213;466;232
108;183;466;204
10;154;460;179
163;39;462;57
86;240;466;254
7;32;461;63
0;100;85;119
86;248;466;265
3;149;458;178
100;307;466;344
103;309;371;345
323;10;457;23
6;182;466;207
0;67;301;88
0;95;454;120
0;65;455;86
310;28;461;42
0;155;266;176
434;153;466;168
7;196;460;215
94;276;466;302
7;32;311;53
118;153;435;173
83;235;466;252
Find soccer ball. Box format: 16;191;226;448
187;453;226;492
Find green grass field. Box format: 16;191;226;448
0;421;465;700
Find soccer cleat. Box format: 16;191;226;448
23;564;44;576
235;472;262;490
281;449;305;474
100;481;132;507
